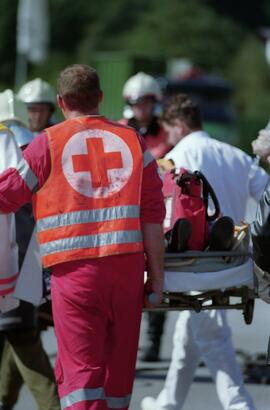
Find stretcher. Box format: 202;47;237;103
151;248;257;325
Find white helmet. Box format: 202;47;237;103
18;78;55;105
123;72;162;104
0;89;29;126
0;89;33;147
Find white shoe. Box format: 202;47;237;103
141;396;160;410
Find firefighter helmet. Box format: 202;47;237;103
123;72;162;104
18;78;55;105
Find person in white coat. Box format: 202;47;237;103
0;124;21;312
141;94;269;410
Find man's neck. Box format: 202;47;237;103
64;109;100;119
175;127;203;145
182;127;202;139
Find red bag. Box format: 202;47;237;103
163;168;220;251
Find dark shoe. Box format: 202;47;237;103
209;216;235;251
141;343;160;362
167;218;192;252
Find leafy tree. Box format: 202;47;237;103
121;0;246;72
0;0;18;88
206;0;270;29
228;36;270;118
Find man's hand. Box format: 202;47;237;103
252;129;270;163
144;277;164;309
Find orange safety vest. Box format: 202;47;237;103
33;116;146;267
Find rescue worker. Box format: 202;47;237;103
121;72;171;159
141;94;269;410
0;125;21;311
0;90;60;410
0;64;165;410
121;72;170;362
17;78;55;135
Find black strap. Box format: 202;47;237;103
194;170;220;221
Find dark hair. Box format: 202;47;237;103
161;94;202;129
57;64;101;112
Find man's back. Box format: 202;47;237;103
166;130;268;223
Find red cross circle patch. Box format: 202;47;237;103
62;129;133;198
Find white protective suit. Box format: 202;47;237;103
0;125;21;312
153;131;268;410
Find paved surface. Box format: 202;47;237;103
14;300;270;410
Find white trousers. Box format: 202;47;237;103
156;310;256;410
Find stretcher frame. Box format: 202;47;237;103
149;250;256;325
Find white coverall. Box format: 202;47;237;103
156;131;269;410
0;125;21;312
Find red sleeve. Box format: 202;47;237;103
138;134;165;224
23;131;51;187
0;132;51;213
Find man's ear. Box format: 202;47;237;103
57;94;64;110
98;90;103;104
174;118;189;134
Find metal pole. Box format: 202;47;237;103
15;52;27;91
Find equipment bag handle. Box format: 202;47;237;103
194;170;220;221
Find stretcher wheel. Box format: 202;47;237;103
243;299;254;325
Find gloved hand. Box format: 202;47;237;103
252;129;270;163
144;277;163;309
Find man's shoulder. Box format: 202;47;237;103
0;123;12;136
0;124;16;145
0;123;8;132
105;117;137;133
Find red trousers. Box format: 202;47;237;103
51;253;144;410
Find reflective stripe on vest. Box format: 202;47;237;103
60;387;131;410
143;149;154;168
40;230;142;257
16;158;38;192
37;205;140;233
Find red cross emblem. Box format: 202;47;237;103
62;129;133;198
72;138;123;188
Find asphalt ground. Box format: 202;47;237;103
14;300;270;410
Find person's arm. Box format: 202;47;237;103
142;223;164;307
252;129;270;163
247;156;269;202
139;135;166;307
0;132;51;213
0;126;22;171
251;179;270;272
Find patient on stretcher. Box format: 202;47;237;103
166;215;236;253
